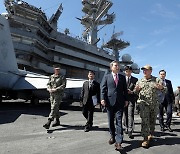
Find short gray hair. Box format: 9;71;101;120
110;60;119;68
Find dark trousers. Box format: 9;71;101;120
124;101;135;133
82;103;94;126
159;103;172;127
107;106;123;144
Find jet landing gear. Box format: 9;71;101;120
30;97;39;105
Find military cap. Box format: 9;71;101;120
53;64;61;69
125;66;132;70
141;64;152;70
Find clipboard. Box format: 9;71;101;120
92;95;97;106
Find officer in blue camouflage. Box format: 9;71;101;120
134;65;166;148
43;64;66;129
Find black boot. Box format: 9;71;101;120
52;118;60;127
43;119;52;129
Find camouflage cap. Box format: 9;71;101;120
53;64;61;69
141;64;152;70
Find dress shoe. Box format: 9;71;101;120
164;124;173;132
167;126;173;132
161;127;165;132
128;132;134;139
115;143;123;151
108;137;115;145
124;128;128;134
52;118;60;127
84;126;90;132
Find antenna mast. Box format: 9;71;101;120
79;0;115;46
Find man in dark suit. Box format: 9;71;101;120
158;70;175;132
123;66;138;139
101;61;128;151
80;71;100;132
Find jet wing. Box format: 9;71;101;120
12;72;86;90
66;78;86;88
12;73;49;90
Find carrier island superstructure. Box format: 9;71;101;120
2;0;138;84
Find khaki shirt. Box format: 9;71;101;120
47;74;66;94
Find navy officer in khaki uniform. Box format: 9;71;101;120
43;64;66;129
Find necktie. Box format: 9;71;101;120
114;74;118;86
127;77;130;87
162;79;166;86
89;81;92;87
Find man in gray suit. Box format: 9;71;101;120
101;61;128;151
123;66;138;139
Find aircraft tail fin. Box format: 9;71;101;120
0;15;18;72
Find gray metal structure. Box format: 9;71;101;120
3;0;119;83
102;31;130;61
0;14;86;102
80;0;115;45
2;0;137;83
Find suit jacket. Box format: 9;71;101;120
163;79;175;104
80;80;100;105
101;73;128;108
127;76;138;103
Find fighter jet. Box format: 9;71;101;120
0;15;85;103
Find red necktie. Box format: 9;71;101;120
114;74;118;86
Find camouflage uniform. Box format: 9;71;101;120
174;89;180;114
47;74;66;120
136;76;166;139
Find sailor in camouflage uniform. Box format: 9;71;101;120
43;64;66;129
134;65;166;148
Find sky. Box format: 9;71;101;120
0;0;180;90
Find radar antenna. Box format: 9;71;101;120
77;0;115;46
